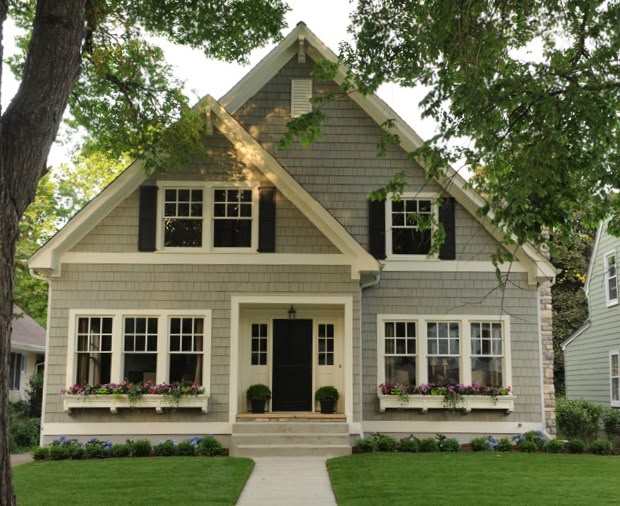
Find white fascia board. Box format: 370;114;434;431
28;160;148;274
561;319;591;351
206;95;379;274
585;221;604;297
220;23;553;283
10;342;46;354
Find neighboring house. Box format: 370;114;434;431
563;220;620;407
10;306;46;403
29;23;556;452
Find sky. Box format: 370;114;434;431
1;1;436;168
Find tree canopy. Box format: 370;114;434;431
341;0;620;247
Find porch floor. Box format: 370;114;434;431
237;412;346;422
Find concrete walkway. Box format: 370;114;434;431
236;457;337;506
10;453;33;466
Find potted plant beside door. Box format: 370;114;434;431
315;386;339;414
247;384;271;414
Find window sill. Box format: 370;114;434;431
63;394;209;415
377;394;515;414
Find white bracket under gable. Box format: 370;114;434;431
298;35;306;63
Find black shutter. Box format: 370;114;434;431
368;200;386;259
258;187;276;252
138;186;158;252
439;197;456;260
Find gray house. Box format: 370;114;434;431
10;306;46;403
563;220;620;407
29;23;556;454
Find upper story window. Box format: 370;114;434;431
213;189;253;248
387;195;435;256
605;251;618;306
159;183;257;251
163;189;203;247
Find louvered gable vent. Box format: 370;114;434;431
291;79;312;117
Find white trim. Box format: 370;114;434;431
60;252;351;267
610;350;620;408
377;394;515;414
376;314;512;390
561;320;590;351
63;394;209;414
42;422;232;437
66;309;212;392
361;420;543;434
604;249;618;307
9;342;46;353
230;294;354;424
585;221;605;297
381;259;529;273
220;23;554;284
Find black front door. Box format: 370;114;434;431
272;319;313;411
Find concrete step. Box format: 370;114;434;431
230;444;352;458
232;422;349;434
232;432;350;446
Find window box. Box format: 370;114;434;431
63;394;209;415
377;394;515;414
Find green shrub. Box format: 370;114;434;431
398;435;419;453
418;438;438;452
153;440;176;457
175;440;196;456
517;440;539;453
48;445;70;460
315;386;340;401
31;446;49;461
556;399;602;442
496;438;513;452
373;433;396;452
590;439;613;455
110;444;131;458
84;441;106;459
566;438;586;454
67;443;84;460
196;436;224;456
543;439;565;453
9;412;40;451
436;434;460;452
470;436;491;451
128;439;152;457
513;431;546;450
246;384;271;401
602;408;620;445
356;437;375;453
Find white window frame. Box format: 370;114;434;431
250;322;269;366
157;180;259;253
611;350;620;407
377;314;511;388
604;250;618;307
66;309;211;392
385;192;439;259
381;320;417;385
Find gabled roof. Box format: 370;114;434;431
584;220;605;297
221;22;555;284
28;95;379;277
561;319;591;351
11;305;46;353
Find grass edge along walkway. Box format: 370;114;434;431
13;456;254;505
327;452;620;506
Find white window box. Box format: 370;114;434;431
378;394;515;414
63;394;209;415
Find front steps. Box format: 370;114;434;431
230;421;351;457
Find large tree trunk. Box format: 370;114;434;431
0;2;87;504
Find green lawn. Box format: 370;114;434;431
328;453;620;505
13;457;254;505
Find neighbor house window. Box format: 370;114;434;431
427;321;460;384
123;317;158;383
318;323;335;366
383;321;416;385
389;197;433;255
471;322;503;386
611;352;620;406
605;251;618;306
169;317;204;384
251;323;268;366
163;188;203;247
9;352;24;391
76;317;112;385
213;189;253;248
